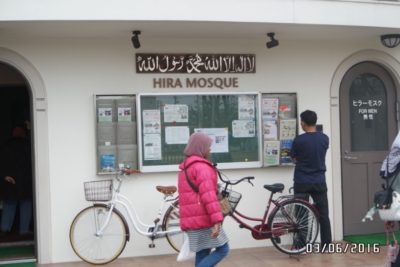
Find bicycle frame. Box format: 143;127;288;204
229;192;278;236
229;192;309;238
96;176;180;239
217;170;318;242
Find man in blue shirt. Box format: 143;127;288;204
291;110;332;247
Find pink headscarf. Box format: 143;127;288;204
184;132;212;157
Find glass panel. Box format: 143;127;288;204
349;73;388;151
139;93;260;167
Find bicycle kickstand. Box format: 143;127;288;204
148;218;160;248
147;228;156;248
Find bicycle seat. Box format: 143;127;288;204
264;183;284;193
156;185;177;195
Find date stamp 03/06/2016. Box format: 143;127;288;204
306;243;381;254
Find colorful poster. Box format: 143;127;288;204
194;128;229;153
264;141;280;167
98;108;113;122
164;104;189;123
143;133;162;160
118;107;131;122
262;98;279;120
278;97;296;119
100;154;116;171
279;119;297;140
232;120;255;138
143;109;161;134
280;139;294;165
238;95;255;120
165;126;190;144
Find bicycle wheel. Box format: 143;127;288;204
268;199;319;255
69;204;129;264
162;200;184;252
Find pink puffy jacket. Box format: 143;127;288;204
178;155;223;231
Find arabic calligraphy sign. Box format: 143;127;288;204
136;53;256;74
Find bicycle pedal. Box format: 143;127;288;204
148;227;155;233
149;244;156;248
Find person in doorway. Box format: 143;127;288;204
290;110;332;247
0;126;33;239
178;132;229;267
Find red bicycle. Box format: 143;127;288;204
218;171;320;255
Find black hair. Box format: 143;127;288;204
300;110;317;126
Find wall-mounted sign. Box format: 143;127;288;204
136;53;256;74
152;77;239;89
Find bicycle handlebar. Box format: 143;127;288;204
218;171;255;186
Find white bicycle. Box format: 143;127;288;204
69;167;183;264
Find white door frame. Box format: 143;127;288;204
330;49;400;241
0;47;52;264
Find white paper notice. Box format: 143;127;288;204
264;140;280;166
194;128;229;153
238;95;255;120
143;109;161;134
262;98;279;120
118;107;131;122
143;134;162;160
165;126;190;144
164;104;189;123
263;120;278;140
279;119;297;140
232;120;255;138
98;108;113;122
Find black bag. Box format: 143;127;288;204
374;186;394;209
375;155;398;209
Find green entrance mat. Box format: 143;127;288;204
0;246;33;258
0;245;35;265
343;232;400;246
0;263;35;267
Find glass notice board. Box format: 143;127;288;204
261;93;297;167
138;92;262;172
95;95;138;174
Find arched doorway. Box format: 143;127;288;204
0;62;35;263
340;61;397;235
0;47;51;264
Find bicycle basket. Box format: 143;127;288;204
224;189;242;211
84;180;113;201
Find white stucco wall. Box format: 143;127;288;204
1;0;400;29
1;33;400;263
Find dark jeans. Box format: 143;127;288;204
294;182;332;245
195;242;229;267
1;198;32;234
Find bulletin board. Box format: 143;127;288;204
261;93;298;167
95;95;138;174
138;92;262;172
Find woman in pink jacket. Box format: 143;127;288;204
178;132;229;267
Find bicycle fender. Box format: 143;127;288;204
93;203;131;242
